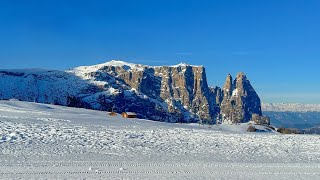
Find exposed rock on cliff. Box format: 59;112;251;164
219;72;265;124
0;60;268;124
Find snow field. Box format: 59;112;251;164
0;100;320;179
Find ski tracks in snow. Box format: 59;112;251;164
1;162;320;179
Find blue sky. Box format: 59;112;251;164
0;0;320;103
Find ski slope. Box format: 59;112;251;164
1;100;320;179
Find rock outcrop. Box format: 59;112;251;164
251;113;270;125
219;72;265;124
0;60;268;124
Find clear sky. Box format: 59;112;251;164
1;0;320;103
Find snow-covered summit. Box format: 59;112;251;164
71;60;145;73
169;62;201;67
71;60;202;74
172;62;189;67
102;60;138;67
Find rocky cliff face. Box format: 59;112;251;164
0;60;268;124
74;61;218;122
219;72;265;124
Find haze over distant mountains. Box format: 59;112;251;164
262;103;320;130
262;103;320;112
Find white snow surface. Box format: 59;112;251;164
262;102;320;112
169;62;202;67
1;100;320;179
232;88;239;97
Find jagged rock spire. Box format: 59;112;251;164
223;74;233;97
220;72;264;124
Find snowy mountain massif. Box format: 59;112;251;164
1;100;320;179
0;60;269;125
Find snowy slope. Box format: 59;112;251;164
0;68;95;105
1;100;320;179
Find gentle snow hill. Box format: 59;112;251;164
1;100;320;179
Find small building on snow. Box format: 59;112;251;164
121;112;137;118
108;112;117;116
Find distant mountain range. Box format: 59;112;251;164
0;60;269;125
262;103;320;112
262;103;320;130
